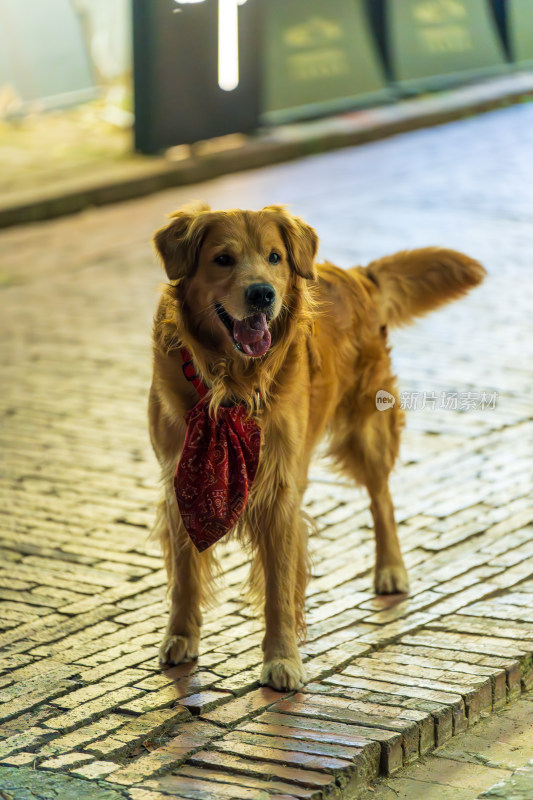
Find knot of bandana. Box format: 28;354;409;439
174;383;261;553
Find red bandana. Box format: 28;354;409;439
174;349;261;552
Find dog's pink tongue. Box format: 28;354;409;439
233;313;271;358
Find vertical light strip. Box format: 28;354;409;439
218;0;240;91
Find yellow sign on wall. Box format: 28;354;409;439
389;0;507;90
508;0;533;66
263;0;389;124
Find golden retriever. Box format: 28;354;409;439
149;202;485;691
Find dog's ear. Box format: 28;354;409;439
265;205;318;280
154;202;211;280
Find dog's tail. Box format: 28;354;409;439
355;247;486;328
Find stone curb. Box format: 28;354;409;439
94;630;533;798
1;72;533;229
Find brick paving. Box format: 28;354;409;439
1;103;532;798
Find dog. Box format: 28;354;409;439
149;202;485;691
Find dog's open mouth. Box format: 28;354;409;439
215;303;272;358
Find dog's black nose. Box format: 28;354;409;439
246;283;276;310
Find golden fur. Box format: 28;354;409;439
149;203;485;690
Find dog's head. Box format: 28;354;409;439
154;203;318;358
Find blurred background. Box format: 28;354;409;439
0;0;532;217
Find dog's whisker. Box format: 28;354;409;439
189;294;235;321
189;302;218;319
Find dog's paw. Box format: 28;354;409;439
260;656;306;691
374;563;409;595
159;634;199;666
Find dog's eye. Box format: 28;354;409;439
268;252;281;265
214;254;234;267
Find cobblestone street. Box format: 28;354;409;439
1;103;532;799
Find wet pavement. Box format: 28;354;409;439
1;102;532;798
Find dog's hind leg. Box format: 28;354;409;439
366;475;408;595
329;399;408;595
156;489;214;665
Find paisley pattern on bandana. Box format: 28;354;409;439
174;398;261;552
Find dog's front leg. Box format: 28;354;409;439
255;489;307;692
157;491;205;665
